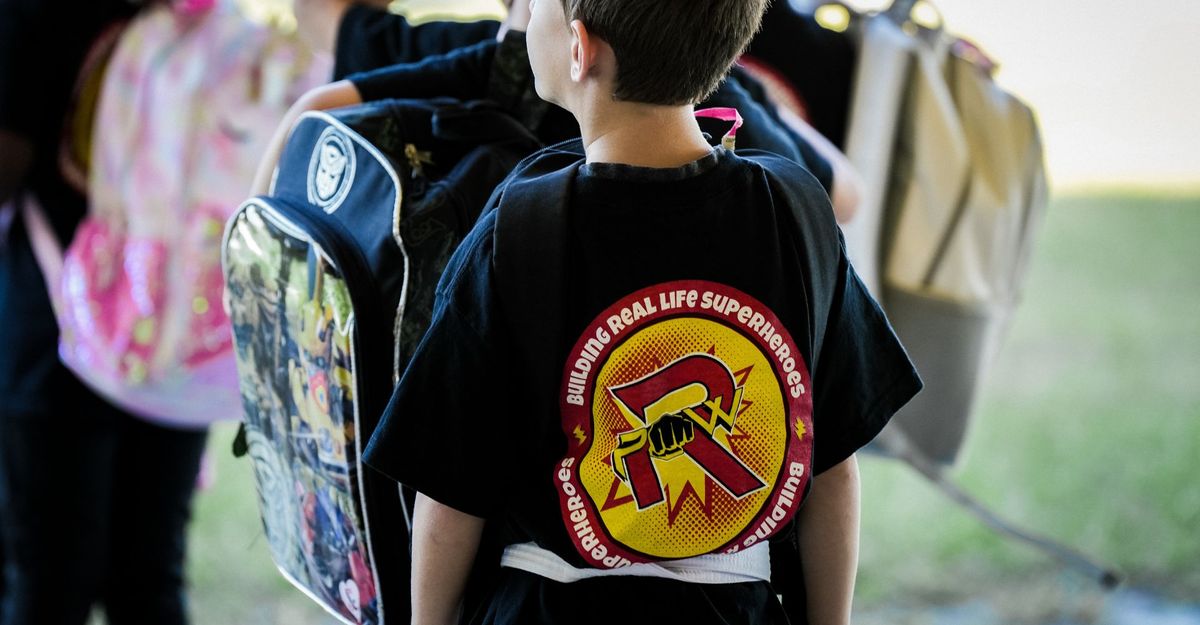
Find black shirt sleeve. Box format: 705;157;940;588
810;233;923;474
363;212;515;518
346;39;497;102
347;31;581;146
333;4;499;79
784;121;834;197
753;153;920;475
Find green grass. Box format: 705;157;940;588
856;193;1200;608
182;192;1200;623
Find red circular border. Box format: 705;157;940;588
556;280;814;567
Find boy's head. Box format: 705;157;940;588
527;0;768;108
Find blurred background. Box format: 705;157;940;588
181;0;1199;623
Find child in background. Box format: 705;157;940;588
0;2;207;623
364;1;921;624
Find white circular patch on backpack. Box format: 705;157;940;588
307;127;356;214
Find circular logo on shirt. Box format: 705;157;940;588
307;127;356;214
558;281;813;568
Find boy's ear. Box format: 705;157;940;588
568;19;597;83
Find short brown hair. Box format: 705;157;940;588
561;0;769;105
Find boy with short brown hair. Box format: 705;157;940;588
549;0;767;105
364;1;921;624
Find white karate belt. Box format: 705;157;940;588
501;541;771;585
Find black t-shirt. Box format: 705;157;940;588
0;0;138;413
350;38;497;103
333;4;500;80
348;33;581;145
364;148;919;575
346;36;835;194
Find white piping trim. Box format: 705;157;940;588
298;111;412;386
274;557;359;625
222;197;385;623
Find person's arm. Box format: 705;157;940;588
331;4;502;79
796;453;860;625
411;492;486;625
250;80;364;196
250;27;518;197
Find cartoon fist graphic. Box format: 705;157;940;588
648;413;695;459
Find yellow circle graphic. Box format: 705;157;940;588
580;316;788;559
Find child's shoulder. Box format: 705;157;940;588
440;139;586;298
508;138;588;181
735;149;831;202
734;149;839;231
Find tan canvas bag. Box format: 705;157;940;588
845;6;1048;464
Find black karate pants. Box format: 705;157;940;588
0;390;207;625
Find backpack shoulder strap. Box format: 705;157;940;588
461;140;582;622
492;138;584;274
492;139;584;418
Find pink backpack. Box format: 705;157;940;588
47;1;330;428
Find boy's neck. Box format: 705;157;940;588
574;99;714;169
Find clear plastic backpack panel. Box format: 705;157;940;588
224;203;380;625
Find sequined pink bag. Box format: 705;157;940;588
54;1;330;428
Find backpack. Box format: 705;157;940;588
840;2;1048;465
47;0;329;428
222;98;539;624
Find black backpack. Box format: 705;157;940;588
222;98;538;625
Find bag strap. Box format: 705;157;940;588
431;103;540;147
492;140;585;431
17;193;66;318
465;142;583;618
